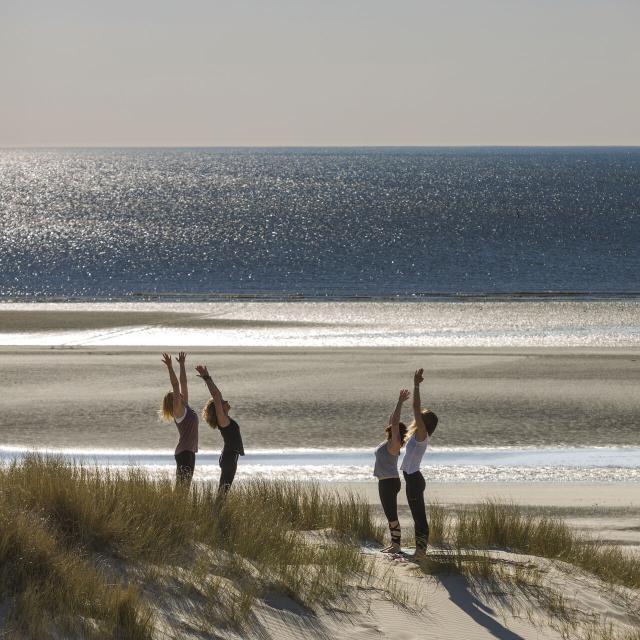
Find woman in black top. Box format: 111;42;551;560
196;363;245;493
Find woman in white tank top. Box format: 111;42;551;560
401;368;438;559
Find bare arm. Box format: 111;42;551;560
161;352;184;418
177;351;188;404
195;364;230;428
412;368;427;442
387;389;410;455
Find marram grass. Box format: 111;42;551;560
427;500;640;590
1;456;638;640
0;455;382;638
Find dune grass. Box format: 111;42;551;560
425;500;640;590
0;455;382;638
2;456;638;639
418;501;640;640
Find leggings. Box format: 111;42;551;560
378;477;401;522
175;450;196;488
403;470;429;550
219;450;239;494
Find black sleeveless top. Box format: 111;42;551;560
221;418;244;455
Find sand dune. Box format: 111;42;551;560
155;546;639;640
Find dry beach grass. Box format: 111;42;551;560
0;456;639;639
0;456;381;638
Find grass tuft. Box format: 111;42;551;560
442;500;640;590
0;455;380;637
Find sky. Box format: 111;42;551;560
1;0;639;147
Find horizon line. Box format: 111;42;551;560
2;144;640;151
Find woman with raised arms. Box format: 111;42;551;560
401;367;438;559
373;388;411;554
160;351;199;488
195;363;245;494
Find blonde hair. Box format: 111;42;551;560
160;392;174;421
202;398;220;429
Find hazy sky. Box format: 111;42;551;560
1;0;639;146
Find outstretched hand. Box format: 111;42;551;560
398;389;411;403
177;351;186;365
195;364;210;379
414;368;424;386
161;352;172;368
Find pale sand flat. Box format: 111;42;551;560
1;345;639;451
329;481;640;509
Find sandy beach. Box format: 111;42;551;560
331;481;640;552
2;310;639;638
1;319;639;451
2;315;638;542
244;481;640;640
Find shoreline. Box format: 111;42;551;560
3;444;639;484
1;300;640;349
2;344;640;354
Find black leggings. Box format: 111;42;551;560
378;477;401;522
404;470;429;550
175;450;196;487
219;450;239;493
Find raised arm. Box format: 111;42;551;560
387;389;410;455
195;364;230;428
412;368;427;442
161;352;184;419
177;351;188;404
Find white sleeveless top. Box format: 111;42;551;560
400;434;428;474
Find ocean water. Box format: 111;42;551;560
2;446;639;483
2;148;639;483
1;147;639;299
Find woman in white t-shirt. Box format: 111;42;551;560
400;368;438;559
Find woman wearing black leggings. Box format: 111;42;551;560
196;363;245;494
373;389;411;554
400;368;438;559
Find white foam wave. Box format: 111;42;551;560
3;445;639;483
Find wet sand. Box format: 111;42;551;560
0;309;335;332
1;344;639;450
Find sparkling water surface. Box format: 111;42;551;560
1;147;639;299
2;149;639;483
1;300;639;347
2;445;638;483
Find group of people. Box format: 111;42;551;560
160;354;437;557
160;352;244;494
374;368;438;559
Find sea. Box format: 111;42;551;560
1;147;639;483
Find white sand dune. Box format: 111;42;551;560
154;545;639;640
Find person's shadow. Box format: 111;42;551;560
437;574;526;640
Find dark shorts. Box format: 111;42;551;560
175;450;196;486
